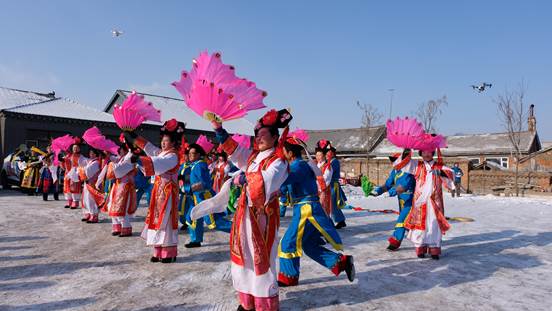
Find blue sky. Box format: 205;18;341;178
1;1;551;140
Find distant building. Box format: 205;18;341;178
1;87;253;161
305;104;550;193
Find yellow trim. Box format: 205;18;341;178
278;203;343;259
179;195;187;216
395;223;405;228
399;199;405;209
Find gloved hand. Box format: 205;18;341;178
57;154;64;162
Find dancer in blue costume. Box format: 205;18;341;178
323;142;348;229
185;143;232;248
177;159;192;230
371;153;416;250
277;137;355;286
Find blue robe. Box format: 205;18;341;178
278;159;344;284
376;168;416;244
329;158;347;223
186;160;231;243
178;162;193;226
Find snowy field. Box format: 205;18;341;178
1;187;552;311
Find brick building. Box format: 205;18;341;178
306;105;551;194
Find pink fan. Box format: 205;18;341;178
172;51;267;123
415;133;447;152
113;91;162;131
196;135;214;154
289;129;310;143
51;134;76;165
232;134;251;150
83;126;119;154
386;117;426;149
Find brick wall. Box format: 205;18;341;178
519;149;552;173
468;170;552;193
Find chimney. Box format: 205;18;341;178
528;104;536;132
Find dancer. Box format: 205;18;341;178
277;137;355;287
126;119;184;263
184;143;231;248
213;109;292;311
315;140;333;217
105;144;137;237
79;148;101;223
396;148;455;259
61;138;87;210
326;142;348;228
212;151;236;193
37;151;60;201
371;153;416;250
177;156;192;230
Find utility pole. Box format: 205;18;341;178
388;88;395;119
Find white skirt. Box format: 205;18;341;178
407;201;442;248
141;194;178;247
231;207;279;298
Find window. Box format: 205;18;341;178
485;157;509;169
469;158;480;166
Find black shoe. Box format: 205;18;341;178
344;255;355;282
81;218;88;222
417;254;426;259
150;256;160;263
278;281;290;287
335;221;347;229
180;224;188;231
112;232;120;236
185;242;202;248
387;244;399;251
161;257;176;263
431;255;440;260
64;205;70;209
237;305;253;311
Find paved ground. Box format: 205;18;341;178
1;188;551;310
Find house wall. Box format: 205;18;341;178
340;157;471;191
469;170;552;193
519;150;552;173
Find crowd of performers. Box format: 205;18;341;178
13;108;456;311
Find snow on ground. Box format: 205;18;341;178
1;187;551;311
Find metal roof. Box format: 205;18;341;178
4;97;115;122
305;126;386;154
370;131;539;157
0;87;55;110
107;90;255;135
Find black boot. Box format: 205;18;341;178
64;205;70;208
53;193;59;201
335;221;347;229
431;255;440;260
344;255;355;282
180;224;188;231
184;242;201;248
150;256;160;263
237;305;253;311
42;193;48;201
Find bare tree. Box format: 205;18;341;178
415;95;448;132
356;101;382;177
495;81;527;197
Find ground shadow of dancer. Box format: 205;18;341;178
280;230;552;309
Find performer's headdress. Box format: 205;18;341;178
254;109;292;136
160;118;186;146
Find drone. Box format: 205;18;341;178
470;82;492;93
111;29;124;37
